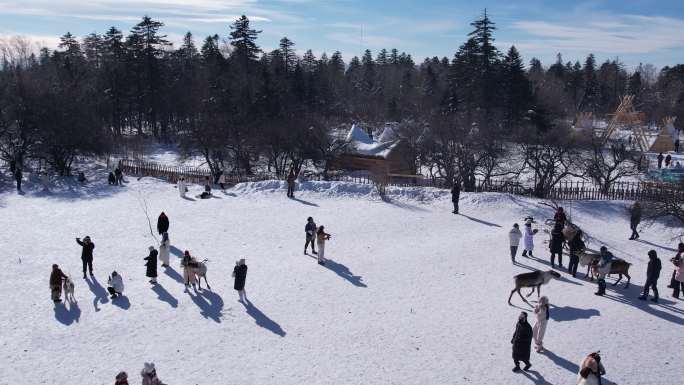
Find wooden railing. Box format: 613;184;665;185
118;158;684;202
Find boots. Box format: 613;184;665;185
522;250;527;257
595;279;606;296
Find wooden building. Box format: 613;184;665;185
333;124;415;175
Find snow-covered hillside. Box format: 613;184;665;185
0;174;682;385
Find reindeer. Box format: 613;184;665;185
63;275;76;303
182;258;212;291
508;270;561;306
579;252;631;288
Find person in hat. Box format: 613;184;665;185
508;223;522;262
629;202;641;240
159;232;170;268
638;250;661;302
114;371;129;385
304;217;317;255
140;362;164;385
144;246;158;284
532;296;550;353
549;221;565;269
553;207;567;227
522;218;537;258
107;271;124;299
232;258;248;303
568;229;585;278
316;225;331;265
76;236;95;278
49;264;68;303
451;183;460;214
511;311;533;372
577;351;606;385
595;246;614;296
156;212;169;235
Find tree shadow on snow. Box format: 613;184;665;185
291;197;319;207
188;288;223;323
243;301;286;337
54;301;81;325
459;213;502;227
152;284;178;308
549;305;600;321
380;196;428;212
602;284;684;325
323;258;367;287
163;265;185;283
112;295;131;310
635;239;678;252
86;276;109;311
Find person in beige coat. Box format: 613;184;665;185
532;296;549;352
316;226;331;265
159;232;170;268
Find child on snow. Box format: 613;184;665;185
145;246;158;284
522;218;537;258
107;271;124;299
532;296;550;352
316;226;331;265
232;259;248;303
508;223;522;262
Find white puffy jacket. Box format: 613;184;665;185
108;274;124;293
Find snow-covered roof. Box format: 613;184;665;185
345;124;401;159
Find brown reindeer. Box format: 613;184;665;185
508;270;561;306
579;252;631;288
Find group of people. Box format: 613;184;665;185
114;362;166;385
48;211;249;305
108;167;124;186
656;152;682;169
304;217;332;265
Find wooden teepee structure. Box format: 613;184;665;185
649;116;678;153
600;95;649;151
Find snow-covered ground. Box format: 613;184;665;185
0;173;682;385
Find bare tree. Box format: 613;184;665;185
585;141;640;193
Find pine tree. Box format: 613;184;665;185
229;15;262;65
501;45;531;129
278;37;297;73
361;49;375;92
581;53;599;111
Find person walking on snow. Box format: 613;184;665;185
549;222;565;269
141;362;165;385
532;296;550;352
233;258;248;303
568;230;585;278
114;167;123;185
672;244;684;298
668;242;684;289
577;352;605;385
181;250;197;289
657;152;664;169
145;246;158;284
156;212;169;235
595;246;614;296
304;217;318;255
287;170;296;198
638;250;661;302
511;311;533;372
451;183;460;214
178;177;187;198
159;232;170;268
76;236;95;278
107;271;124;299
49;264;68;303
629;202;641;240
522;218;537;258
316;226;332;265
509;223;522;262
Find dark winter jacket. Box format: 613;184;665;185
647;257;661;280
15;169;22;181
287;173;296;186
553;211;567;225
305;222;317;239
233;264;248;291
630;205;642;225
451;185;460;202
77;239;95;261
569;231;585;255
511;320;533;361
49;268;67;286
549;226;564;254
114;168;122;177
145;250;158;278
157;213;169;234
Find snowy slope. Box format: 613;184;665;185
0;175;682;385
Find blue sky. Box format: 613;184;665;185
1;0;683;70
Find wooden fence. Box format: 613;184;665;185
118;158;684;202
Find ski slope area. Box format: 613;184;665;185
0;174;682;385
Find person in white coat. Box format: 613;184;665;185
141;362;164;385
159;232;170;267
107;271;124;299
532;296;549;352
522;218;537;258
316;226;331;265
509;223;522;262
218;171;227;190
577;352;605;385
178;177;187;198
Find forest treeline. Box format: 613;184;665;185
1;12;683;194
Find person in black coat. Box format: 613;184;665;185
657;152;664;169
629;202;641;240
232;258;248;303
511;311;533;372
638;250;661;302
549;222;565;268
14;169;23;192
145;246;158;284
108;172;117;185
304;217;317;255
451;183;460;214
114;167;123;185
76;236;95;278
568;230;585;277
157;212;169;235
